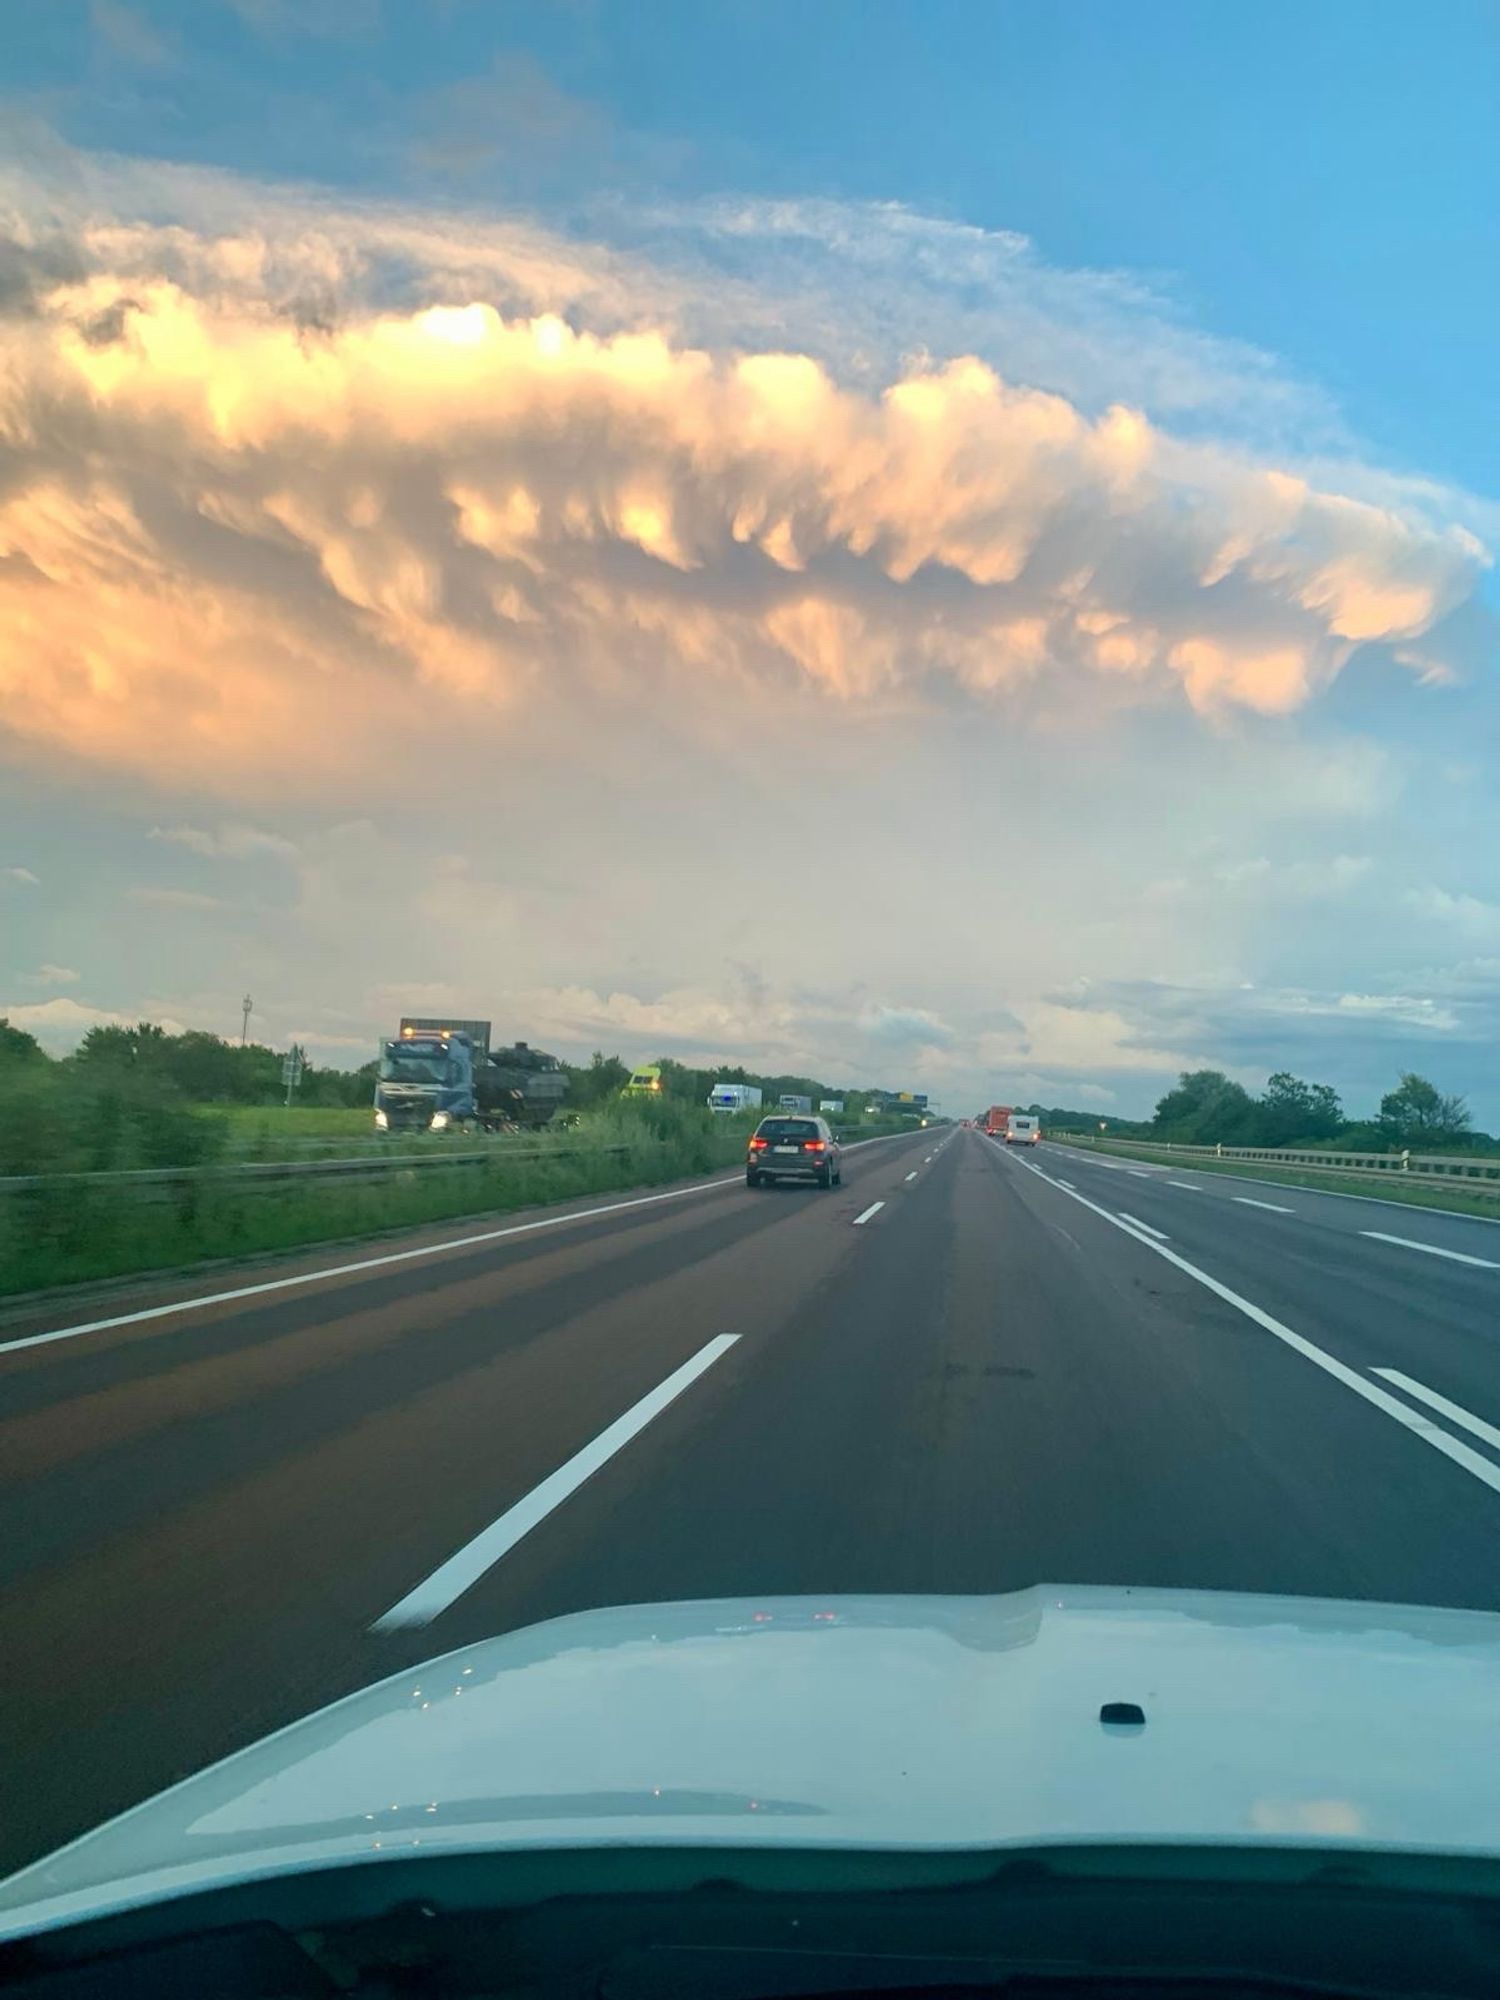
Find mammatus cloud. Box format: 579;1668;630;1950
0;159;1488;794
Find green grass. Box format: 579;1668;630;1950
1051;1136;1500;1222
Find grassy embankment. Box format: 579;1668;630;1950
0;1092;916;1299
1050;1134;1500;1222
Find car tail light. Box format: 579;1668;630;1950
749;1136;768;1151
803;1139;826;1152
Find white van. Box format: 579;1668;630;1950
1006;1113;1041;1146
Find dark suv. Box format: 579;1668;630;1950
747;1115;843;1190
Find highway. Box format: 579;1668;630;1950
4;1123;1500;1878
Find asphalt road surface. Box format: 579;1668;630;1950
5;1125;1500;1876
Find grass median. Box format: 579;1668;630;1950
1050;1137;1500;1223
0;1113;919;1298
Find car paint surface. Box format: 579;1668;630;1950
6;1585;1500;1942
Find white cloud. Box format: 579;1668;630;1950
3;866;40;885
0;157;1487;798
21;964;81;986
0;995;188;1049
127;885;225;910
1403;886;1500;940
149;823;299;860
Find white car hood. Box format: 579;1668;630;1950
5;1584;1500;1941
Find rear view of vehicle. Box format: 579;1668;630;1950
1006;1113;1041;1145
748;1115;842;1188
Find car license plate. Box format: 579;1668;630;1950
774;1145;799;1154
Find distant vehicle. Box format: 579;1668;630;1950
819;1098;845;1114
984;1105;1013;1138
623;1064;663;1096
748;1114;842;1189
374;1020;567;1132
779;1093;813;1113
707;1082;763;1113
1006;1113;1042;1146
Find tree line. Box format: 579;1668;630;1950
1141;1067;1479;1151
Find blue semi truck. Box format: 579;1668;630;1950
374;1018;568;1134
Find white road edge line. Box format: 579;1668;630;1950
1360;1231;1500;1270
1016;1161;1500;1505
1233;1197;1295;1214
1;1130;923;1357
1372;1369;1500;1457
1117;1212;1168;1240
372;1335;741;1631
1050;1147;1500;1228
852;1201;886;1226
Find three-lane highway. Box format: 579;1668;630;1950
4;1125;1500;1875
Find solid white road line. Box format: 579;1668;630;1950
1016;1162;1500;1506
1117;1213;1168;1240
1373;1369;1500;1457
1;1129;923;1358
372;1334;740;1631
852;1201;886;1226
1050;1148;1500;1230
1360;1231;1500;1270
1233;1197;1295;1214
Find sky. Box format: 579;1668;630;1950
1;0;1497;1122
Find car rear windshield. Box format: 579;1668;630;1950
757;1119;818;1140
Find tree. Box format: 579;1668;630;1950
1257;1072;1343;1147
1153;1070;1257;1145
1379;1073;1470;1149
0;1017;45;1065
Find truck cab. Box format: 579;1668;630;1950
374;1031;475;1133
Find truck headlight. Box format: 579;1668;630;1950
430;1111;451;1131
375;1109;388;1130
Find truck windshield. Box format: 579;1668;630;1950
379;1048;451;1083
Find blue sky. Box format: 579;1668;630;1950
1;1;1496;1121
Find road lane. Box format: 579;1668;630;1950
0;1127;934;1869
6;1121;1500;1887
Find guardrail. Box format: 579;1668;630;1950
1053;1133;1500;1198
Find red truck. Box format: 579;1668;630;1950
984;1105;1013;1139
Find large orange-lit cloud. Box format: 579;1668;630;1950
0;169;1488;791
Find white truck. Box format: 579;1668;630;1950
1006;1113;1042;1146
819;1098;845;1114
706;1082;763;1114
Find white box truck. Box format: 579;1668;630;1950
706;1082;763;1113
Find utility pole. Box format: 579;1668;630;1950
241;994;253;1045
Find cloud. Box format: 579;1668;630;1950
149;822;299;860
127;885;225;910
3;866;41;885
1403;886;1500;941
856;1003;956;1047
21;964;81;986
90;0;176;67
0;157;1488;796
0;995;187;1049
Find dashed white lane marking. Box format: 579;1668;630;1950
1008;1162;1500;1507
1168;1181;1199;1190
1057;1179;1077;1191
852;1201;886;1226
371;1335;741;1631
1373;1369;1500;1457
1361;1232;1500;1270
1233;1197;1295;1215
905;1172;918;1182
1118;1212;1168;1240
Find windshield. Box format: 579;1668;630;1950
5;0;1499;1973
